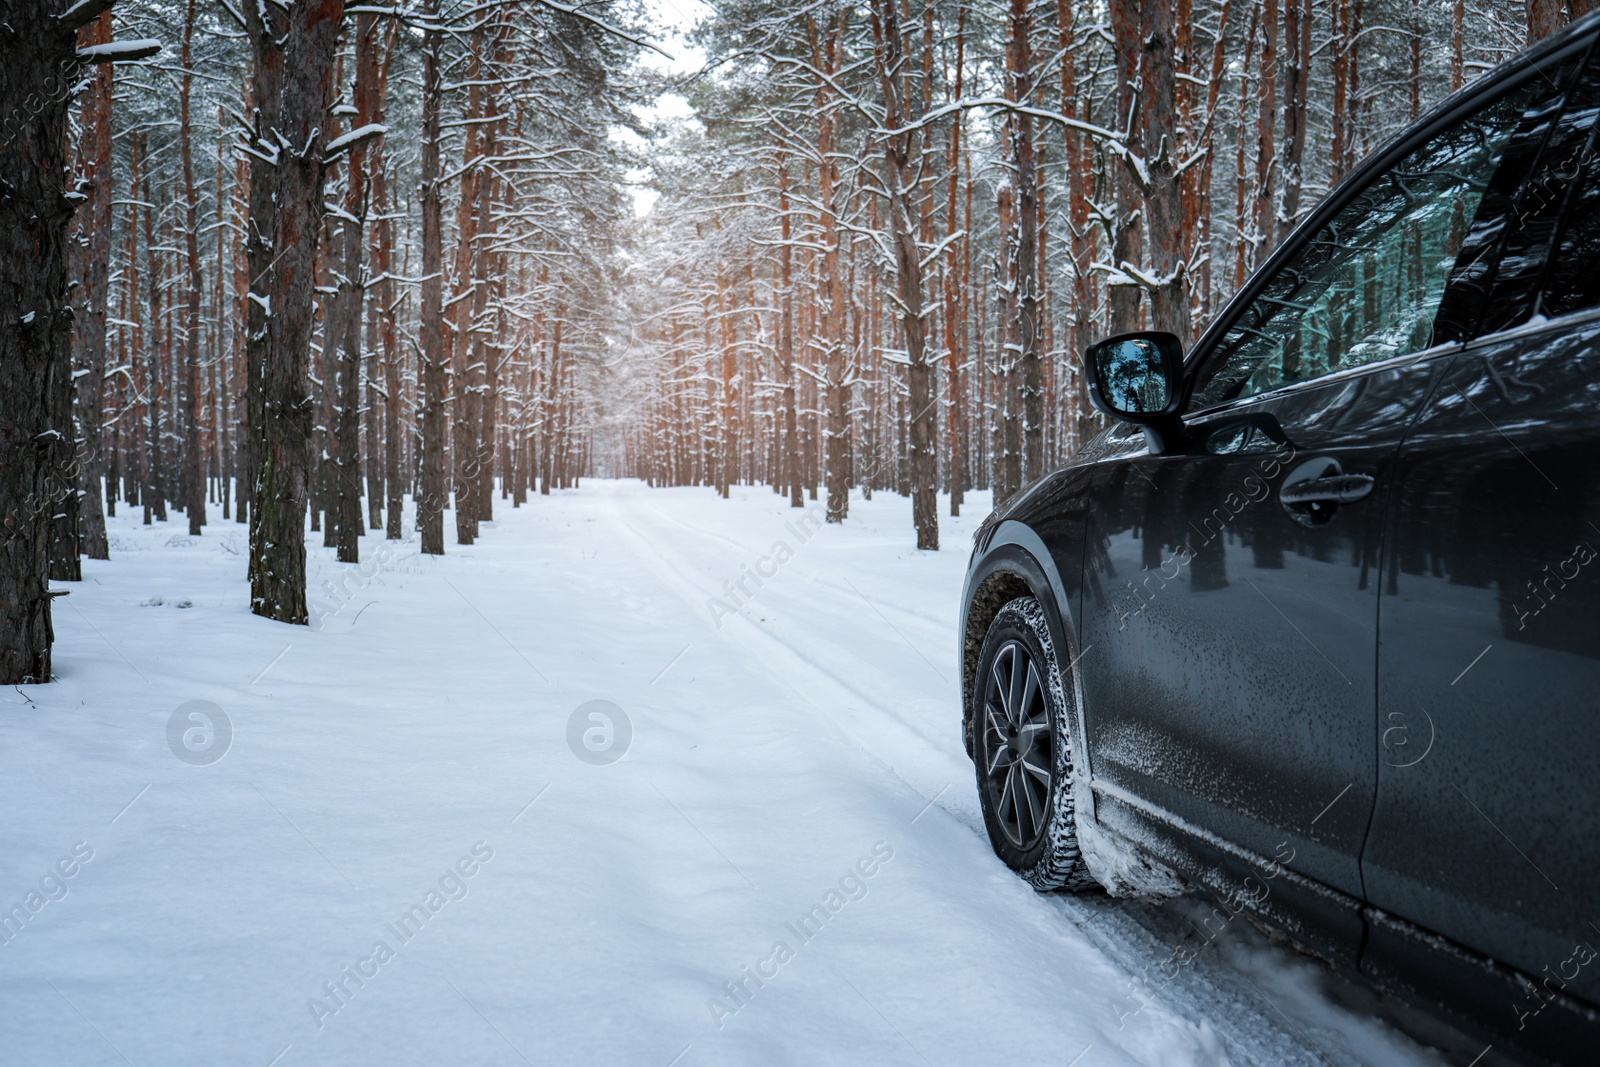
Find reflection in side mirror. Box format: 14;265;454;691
1085;331;1183;420
1085;330;1186;452
1097;338;1169;415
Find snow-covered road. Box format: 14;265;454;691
2;481;1466;1065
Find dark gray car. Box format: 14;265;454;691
960;16;1600;1064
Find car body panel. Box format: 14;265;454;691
1364;315;1600;1016
1074;353;1450;963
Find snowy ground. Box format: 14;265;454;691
3;480;1480;1066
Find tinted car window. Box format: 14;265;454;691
1538;66;1600;318
1430;55;1581;341
1190;79;1543;410
1544;184;1600;318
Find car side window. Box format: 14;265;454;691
1189;79;1545;411
1543;181;1600;318
1538;83;1600;319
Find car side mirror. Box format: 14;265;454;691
1085;331;1186;453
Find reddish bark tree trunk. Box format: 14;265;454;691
869;0;938;549
249;0;347;623
372;20;402;540
777;152;803;508
1108;0;1144;334
1254;0;1279;258
180;0;205;536
811;13;851;523
946;7;967;510
1527;0;1564;42
242;1;283;561
1142;0;1188;341
1006;0;1042;488
71;8;115;561
1281;0;1310;238
418;0;447;555
329;11;383;564
450;24;486;545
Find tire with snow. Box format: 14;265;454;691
973;596;1097;892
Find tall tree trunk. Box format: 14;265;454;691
1005;0;1042;488
946;6;967;513
1527;0;1564;42
1;2;85;680
249;0;347;624
180;0;205;537
1332;0;1353;182
1233;3;1260;289
1254;0;1279;259
1057;0;1093;455
716;237;735;499
1409;5;1422;120
450;24;486;545
811;14;851;523
1280;0;1309;240
71;7;115;561
364;24;394;536
1193;0;1235;320
144;158;166;524
375;116;402;538
216;111;234;522
330;11;382;564
317;153;337;548
122;135;144;517
417;1;447;555
777;152;803;508
48;172;82;584
541;317;562;495
1348;0;1364;176
242;2;283;567
1450;0;1465;92
869;0;938;549
962;131;976;489
472;82;502;526
232;78;251;525
995;180;1020;504
1142;0;1188;341
1108;0;1145;334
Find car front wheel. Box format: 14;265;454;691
973;596;1097;892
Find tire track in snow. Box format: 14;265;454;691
628;491;955;643
623;487;959;729
597;489;968;810
592;484;1463;1067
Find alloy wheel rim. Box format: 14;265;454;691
982;640;1052;850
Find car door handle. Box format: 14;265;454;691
1280;473;1376;506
